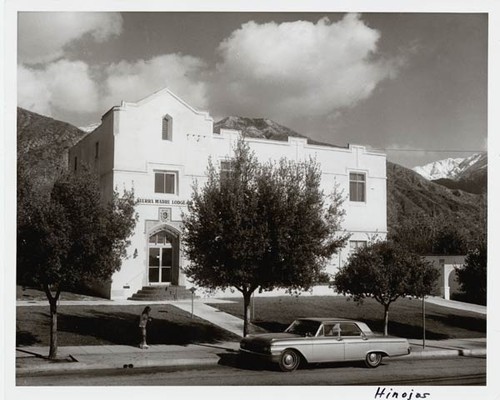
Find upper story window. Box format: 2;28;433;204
349;240;367;253
95;142;99;159
220;160;234;181
162;115;173;141
74;156;78;172
155;171;176;194
349;172;366;202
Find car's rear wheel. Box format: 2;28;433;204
365;352;383;368
279;349;301;372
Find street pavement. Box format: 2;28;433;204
15;296;486;375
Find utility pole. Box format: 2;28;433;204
422;295;426;349
190;287;196;318
251;291;255;322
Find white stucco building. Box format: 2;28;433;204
69;88;387;300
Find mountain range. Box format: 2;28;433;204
18;109;486;241
412;153;487;194
17;107;88;193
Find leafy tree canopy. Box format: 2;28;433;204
389;212;476;255
456;242;487;306
182;140;349;335
333;241;439;335
18;169;137;292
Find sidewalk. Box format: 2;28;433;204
16;295;487;375
16;337;486;375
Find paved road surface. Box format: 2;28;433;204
17;356;486;386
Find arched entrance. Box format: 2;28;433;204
147;227;180;285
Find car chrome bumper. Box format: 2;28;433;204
239;348;281;363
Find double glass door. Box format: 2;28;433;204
148;231;173;283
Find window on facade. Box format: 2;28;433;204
74;156;78;172
149;231;172;246
162;115;173;141
220;160;233;181
349;172;366;202
154;172;176;194
350;240;367;253
95;142;99;159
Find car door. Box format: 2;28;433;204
311;323;345;363
341;322;370;361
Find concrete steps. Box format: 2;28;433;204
128;286;194;301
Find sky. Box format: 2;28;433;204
17;12;488;168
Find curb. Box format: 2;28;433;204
17;356;220;375
398;348;486;360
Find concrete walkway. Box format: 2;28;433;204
425;297;486;315
173;300;245;337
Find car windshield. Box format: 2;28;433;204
285;320;321;337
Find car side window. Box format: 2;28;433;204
324;323;341;337
339;323;362;337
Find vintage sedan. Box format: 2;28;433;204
239;318;411;371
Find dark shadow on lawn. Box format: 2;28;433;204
57;311;238;345
16;331;41;346
359;318;449;340
425;314;486;335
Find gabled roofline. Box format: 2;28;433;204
119;87;213;122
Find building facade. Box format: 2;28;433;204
69;88;387;300
424;255;466;300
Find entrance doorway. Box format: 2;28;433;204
148;230;176;284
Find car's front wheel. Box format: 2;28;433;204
279;349;301;372
365;352;383;368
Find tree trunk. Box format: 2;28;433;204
44;284;61;359
384;304;390;336
242;291;252;337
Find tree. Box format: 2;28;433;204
182;140;349;336
17;169;137;358
389;212;469;255
332;241;439;336
456;242;487;305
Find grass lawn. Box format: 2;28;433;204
16;286;486;346
17;286;108;301
212;295;486;340
16;304;240;347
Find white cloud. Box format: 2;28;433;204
18;12;123;64
18;61;99;115
18;54;208;121
101;54;208;111
209;14;404;120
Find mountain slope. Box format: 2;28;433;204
413;153;487;194
215;116;340;147
413;157;466;180
17;107;88;193
413;153;484;180
387;161;485;237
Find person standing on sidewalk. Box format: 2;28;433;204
139;306;152;349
